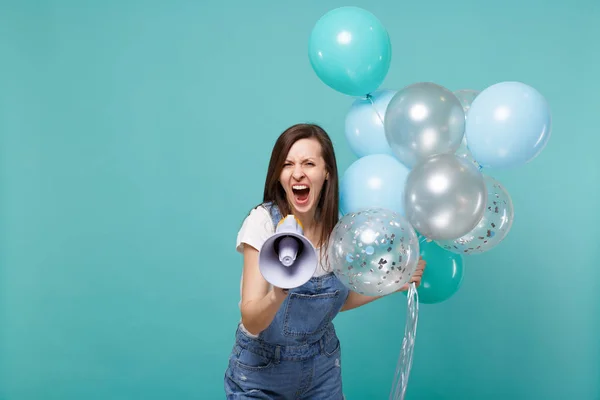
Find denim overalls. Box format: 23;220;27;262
225;202;350;399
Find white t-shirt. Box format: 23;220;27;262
235;205;330;306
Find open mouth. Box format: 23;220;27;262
292;185;310;204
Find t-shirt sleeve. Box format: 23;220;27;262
236;206;275;253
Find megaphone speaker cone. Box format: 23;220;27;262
258;215;318;289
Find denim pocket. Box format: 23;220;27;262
323;336;341;357
235;346;273;371
283;290;340;336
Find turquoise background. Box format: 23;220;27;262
1;0;598;399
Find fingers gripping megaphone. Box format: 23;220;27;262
258;215;318;289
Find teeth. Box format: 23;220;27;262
292;185;309;190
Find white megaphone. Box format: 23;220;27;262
258;215;318;289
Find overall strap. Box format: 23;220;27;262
262;201;283;229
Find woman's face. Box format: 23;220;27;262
279;138;328;217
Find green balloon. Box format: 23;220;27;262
408;237;465;304
308;6;392;97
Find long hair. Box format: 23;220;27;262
262;123;339;264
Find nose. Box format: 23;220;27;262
292;165;305;180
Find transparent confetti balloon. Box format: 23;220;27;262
454;89;479;113
328;208;420;296
435;174;514;255
454;89;481;169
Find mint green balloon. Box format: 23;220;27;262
308;6;392;97
414;237;465;304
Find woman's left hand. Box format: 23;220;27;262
397;257;426;292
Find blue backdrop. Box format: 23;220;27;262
1;0;598;399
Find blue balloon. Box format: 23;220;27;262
465;81;551;168
340;154;410;216
308;7;392;97
345;89;396;158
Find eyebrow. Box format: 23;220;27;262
285;157;317;162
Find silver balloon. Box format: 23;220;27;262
384;82;466;169
453;89;481;169
436;175;514;254
328;208;419;296
404;153;487;241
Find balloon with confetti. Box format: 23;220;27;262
454;89;479;112
435;174;514;255
453;89;481;169
328;208;420;296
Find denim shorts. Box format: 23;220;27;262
224;324;344;399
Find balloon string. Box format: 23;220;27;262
395;282;419;400
366;94;385;126
389;282;419;400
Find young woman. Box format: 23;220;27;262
224;123;425;399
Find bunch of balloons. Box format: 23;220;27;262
309;6;552;304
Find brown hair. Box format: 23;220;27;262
263;123;339;262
